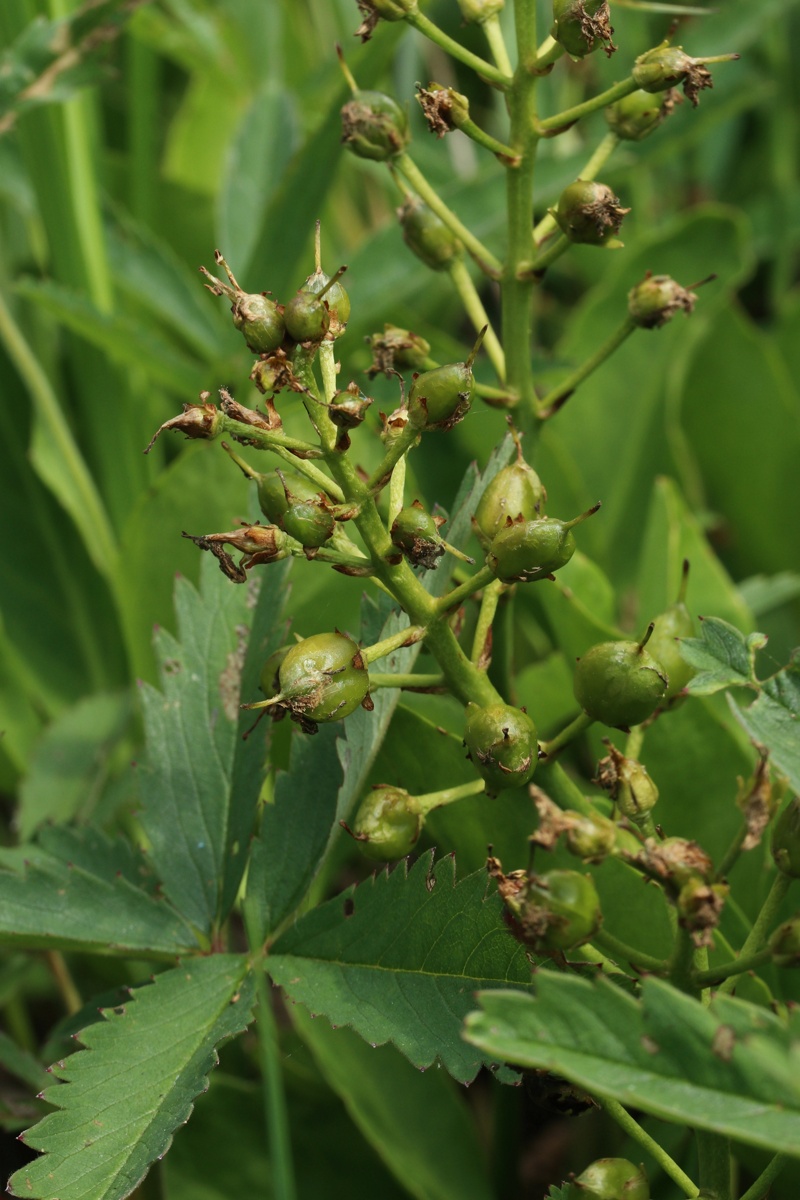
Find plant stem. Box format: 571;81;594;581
368;672;445;690
482;13;514;77
395;153;504;277
714;821;748;882
738;1153;789;1200
533;131;619;245
538;77;638;132
221;418;324;460
388;452;406;527
717;872;791;996
600;1096;700;1197
254;963;296;1200
456;114;520;164
44;951;82;1015
361;625;426;665
668;926;697;992
471;578;504;666
526;234;570;277
537;316;636;417
696;1130;732;1200
448;257;506;381
537;760;594;817
692;946;774;988
540;711;594;760
435;564;497;614
221;440;344;502
414;777;486;815
532;35;565;73
592;928;669;975
406;10;512;88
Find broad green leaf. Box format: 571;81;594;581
635;476;754;633
268;851;532;1083
464;975;800;1156
0;826;199;957
733;655;800;794
680;616;767;696
139;553;289;932
293;1005;494;1200
15;277;208;396
9;956;254;1200
16;691;132;840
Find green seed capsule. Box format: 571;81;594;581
398;196;462;271
513;869;602;952
284;288;331;344
200;251;285;354
391;501;446;570
281;497;336;549
571;1157;649;1200
551;0;615;59
553;180;630;247
341;90;410;161
408;328;485;431
605;88;677;142
352;785;423;860
486;504;599;583
648;605;695;698
303;266;350;338
574;637;668;729
628;273;697;330
278;632;370;724
474;460;546;543
464;702;538;795
256;470;321;526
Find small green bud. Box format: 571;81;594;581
605;88;679;141
486;504;599;583
464;702;538;795
511;869;602;952
351;784;423;860
628;272;697;331
769;918;800;968
367;324;431;377
571;1157;649;1200
341;90;410;160
269;631;372;731
391;500;447;570
551;0;615;59
408;328;485;431
415;83;470;139
457;0;504;22
574;631;668;729
632;43;738;107
200;251;285;354
552;180;630;247
646;561;696;694
398;195;462;271
772;798;800;879
596;743;659;823
474;459;546;543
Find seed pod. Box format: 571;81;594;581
646;560;696;695
398;196;462;270
351;785;423;860
415;83;470;139
486;504;599;583
408;328;485;431
391;501;447;570
510;869;602;952
464;702;538;795
200;251;285;354
605;88;679;141
551;0;615;59
574;630;668;729
553;180;630;247
474;459;546;543
570;1157;649;1200
144;395;224;453
632;43;738;107
255;469;322;526
367;325;431;377
564;810;618;864
596;743;659;824
302;264;350;338
260;631;371;730
772;798;800;879
281;493;337;549
628;273;697;330
341;90;410;160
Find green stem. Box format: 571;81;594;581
456;114;520;164
533;131;619;245
717;873;792;996
691;945;774;989
388;452;407;527
714;821;748;882
537;760;594;817
406;10;512;88
738;1153;789;1200
221;440;344;502
532;35;565;73
540;711;594;760
696;1130;732;1200
600;1097;700;1197
368;672;445;690
471;578;504;666
254;961;296;1200
526;233;570;277
395;153;504;277
413;777;486;815
448;257;506;381
361;625;426;665
592;928;669;975
538;77;638;133
221;417;324;460
44;951;82;1015
536;317;636;418
482;13;514;77
669;926;697;993
435;564;497;614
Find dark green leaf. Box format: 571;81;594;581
465;974;800;1156
733;654;800;794
680;616;767;695
9;956;254;1200
268;851;533;1083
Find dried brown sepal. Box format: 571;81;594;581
677;878;728;947
182;534;247;583
529;788;577;850
366;325;431;377
737;749;777;853
636;836;712;889
415;83;469;137
144;394;223;453
354;1;379;40
250;348;306;396
682;60;713;107
219;387;282;435
182;523;288;582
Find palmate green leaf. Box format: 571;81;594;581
139;553;290;933
464;975;800;1156
680;616;767;695
0;826;199;957
293;1006;494;1200
268;852;532;1083
9;955;254;1200
733;654;800;794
